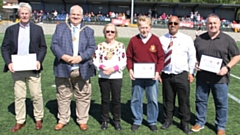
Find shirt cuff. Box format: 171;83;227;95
99;64;105;69
114;65;119;71
189;69;195;75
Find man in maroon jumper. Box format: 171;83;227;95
126;16;164;132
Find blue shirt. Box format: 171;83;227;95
17;23;30;55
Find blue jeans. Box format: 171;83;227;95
195;79;228;130
131;79;159;125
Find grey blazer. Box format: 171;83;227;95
51;23;96;80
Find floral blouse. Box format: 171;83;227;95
93;41;127;79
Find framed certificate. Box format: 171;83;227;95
199;55;223;73
11;53;37;71
134;63;155;78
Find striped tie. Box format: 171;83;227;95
164;36;175;67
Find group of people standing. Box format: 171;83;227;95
1;2;240;135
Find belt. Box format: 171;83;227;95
162;71;186;77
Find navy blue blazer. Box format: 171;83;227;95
51;23;96;80
1;22;47;73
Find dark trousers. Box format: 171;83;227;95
161;71;191;125
98;78;122;124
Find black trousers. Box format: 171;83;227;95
98;78;122;124
161;71;191;125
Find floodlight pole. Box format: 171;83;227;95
131;0;134;24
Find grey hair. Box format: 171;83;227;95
18;2;32;13
70;5;83;15
206;13;220;23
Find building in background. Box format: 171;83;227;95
1;0;19;21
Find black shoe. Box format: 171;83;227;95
149;125;158;132
161;121;173;130
131;124;140;131
114;123;122;131
181;125;192;135
101;122;108;130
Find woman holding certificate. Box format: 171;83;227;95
93;23;126;131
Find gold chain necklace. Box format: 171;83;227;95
65;14;87;42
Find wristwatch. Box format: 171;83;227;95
226;66;231;72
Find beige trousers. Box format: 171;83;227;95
11;71;44;124
55;69;92;125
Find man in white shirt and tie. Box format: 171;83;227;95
159;16;196;134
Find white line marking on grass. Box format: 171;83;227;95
229;74;240;104
228;93;240;104
230;74;240;80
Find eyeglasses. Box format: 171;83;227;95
168;22;179;25
106;30;115;34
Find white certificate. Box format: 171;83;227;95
199;55;223;73
134;63;155;78
11;53;37;71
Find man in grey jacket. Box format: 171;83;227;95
51;5;96;131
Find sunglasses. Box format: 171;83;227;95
106;30;115;34
168;22;179;25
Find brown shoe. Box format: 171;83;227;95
35;120;42;130
191;124;204;132
79;124;88;131
11;123;25;132
217;130;226;135
54;123;65;131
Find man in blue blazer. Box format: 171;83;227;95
51;5;96;131
1;3;47;132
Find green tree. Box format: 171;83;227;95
0;0;2;11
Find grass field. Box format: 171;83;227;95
0;34;240;135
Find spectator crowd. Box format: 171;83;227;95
31;8;236;31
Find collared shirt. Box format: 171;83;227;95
18;23;30;55
160;32;196;74
195;32;240;83
126;34;164;73
71;23;81;70
139;33;152;44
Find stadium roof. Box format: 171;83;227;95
16;0;240;9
